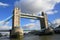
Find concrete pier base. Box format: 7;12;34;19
10;28;24;39
10;7;24;39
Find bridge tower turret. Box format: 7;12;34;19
40;12;48;29
12;7;20;29
10;7;23;38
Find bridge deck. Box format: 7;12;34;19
0;30;40;32
21;14;44;19
0;30;10;32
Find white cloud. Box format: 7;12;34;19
0;21;11;30
54;0;60;3
24;23;35;28
0;16;12;30
46;10;58;14
30;19;35;23
53;19;60;26
15;0;60;14
22;23;36;30
0;20;11;30
0;25;11;30
0;15;12;25
49;19;60;28
22;21;40;30
0;2;9;7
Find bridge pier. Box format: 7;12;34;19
40;12;53;33
40;12;48;29
10;7;53;38
10;7;23;39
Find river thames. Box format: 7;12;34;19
0;34;60;40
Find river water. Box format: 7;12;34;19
0;34;60;40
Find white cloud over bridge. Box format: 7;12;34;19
15;0;60;14
0;2;9;7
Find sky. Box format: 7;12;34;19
0;0;60;30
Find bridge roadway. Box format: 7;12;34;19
3;13;44;23
0;28;46;32
0;30;10;32
0;30;40;32
20;13;44;19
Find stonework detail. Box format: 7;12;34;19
10;7;23;38
40;12;48;29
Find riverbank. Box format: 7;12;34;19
24;34;60;40
0;34;60;40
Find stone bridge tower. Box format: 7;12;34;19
10;7;23;38
40;12;53;33
40;12;48;29
12;7;20;29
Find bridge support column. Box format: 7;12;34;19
40;12;53;33
40;12;48;29
10;7;23;39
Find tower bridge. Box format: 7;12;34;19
0;7;53;38
10;7;49;38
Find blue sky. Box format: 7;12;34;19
0;0;16;20
0;0;60;30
